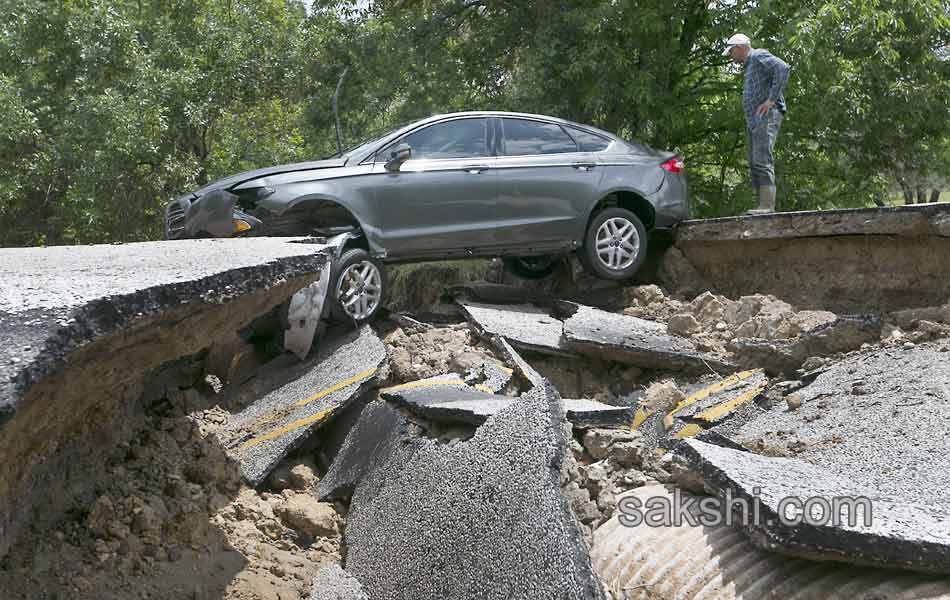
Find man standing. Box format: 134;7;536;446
723;33;791;214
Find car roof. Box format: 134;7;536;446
349;111;626;163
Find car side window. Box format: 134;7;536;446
381;118;490;160
501;118;578;156
567;127;611;152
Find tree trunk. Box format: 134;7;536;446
916;187;928;204
872;192;885;207
901;182;914;205
931;189;942;203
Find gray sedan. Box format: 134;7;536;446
165;111;688;321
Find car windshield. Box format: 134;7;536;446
324;121;416;161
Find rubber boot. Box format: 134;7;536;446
746;185;776;215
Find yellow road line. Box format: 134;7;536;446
671;369;762;414
247;366;378;436
673;423;703;439
240;407;337;451
295;367;378;407
474;384;494;394
630;407;652;429
630;369;762;430
381;378;466;393
695;381;768;423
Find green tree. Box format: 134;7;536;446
0;0;313;246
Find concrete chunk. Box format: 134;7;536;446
343;382;606;599
676;439;950;574
459;301;572;356
561;303;735;373
222;325;386;486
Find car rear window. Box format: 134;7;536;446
566;127;611;152
501;118;578;156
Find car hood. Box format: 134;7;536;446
191;158;348;198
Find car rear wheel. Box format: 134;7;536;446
579;207;647;280
502;255;561;279
330;248;387;323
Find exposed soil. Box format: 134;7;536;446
0;362;342;600
5;275;949;599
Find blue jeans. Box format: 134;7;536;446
747;109;783;188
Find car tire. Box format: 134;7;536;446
502;255;561;279
578;207;648;280
330;248;387;324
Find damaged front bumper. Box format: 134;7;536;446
165;190;263;240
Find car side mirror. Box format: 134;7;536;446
385;143;412;172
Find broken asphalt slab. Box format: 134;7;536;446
671;370;769;423
667;204;950;313
734;342;950;509
0;238;331;425
632;369;767;456
458;301;573;356
0;238;331;558
559;303;736;373
381;375;633;428
676;439;950;574
221;325;386;486
464;358;513;393
337;382;606;599
317;399;409;501
461;300;736;374
309;563;368;600
675;204;950;244
491;336;546;389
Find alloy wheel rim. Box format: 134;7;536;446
336;260;382;320
595;217;639;271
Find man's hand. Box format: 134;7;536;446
755;100;775;116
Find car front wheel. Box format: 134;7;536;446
579;207;647;280
330;248;387;323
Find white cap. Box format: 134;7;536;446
722;33;751;55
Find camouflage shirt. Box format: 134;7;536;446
743;49;791;129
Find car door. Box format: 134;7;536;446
368;116;498;258
492;117;604;249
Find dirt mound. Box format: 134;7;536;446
0;378;342;600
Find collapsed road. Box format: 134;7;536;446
2;204;950;599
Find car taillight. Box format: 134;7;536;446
661;157;685;173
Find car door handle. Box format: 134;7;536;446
462;165;490;174
573;162;596;171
